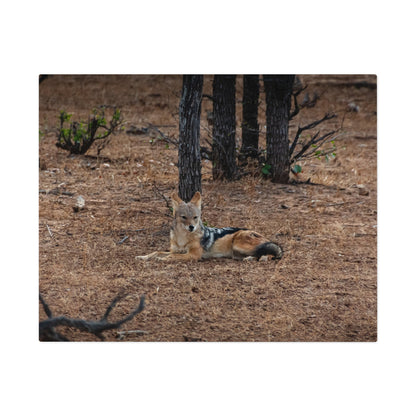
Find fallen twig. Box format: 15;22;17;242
117;329;148;339
325;201;364;207
46;224;53;238
39;189;75;196
117;236;129;245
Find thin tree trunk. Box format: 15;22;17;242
212;75;237;180
178;75;203;202
241;75;259;160
263;75;295;183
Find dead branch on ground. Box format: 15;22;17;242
39;294;145;341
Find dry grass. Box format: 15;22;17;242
39;75;377;341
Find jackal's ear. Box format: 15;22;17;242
190;191;202;209
171;193;182;213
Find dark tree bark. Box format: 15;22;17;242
212;75;237;180
263;75;295;183
241;75;260;160
178;75;203;202
39;74;49;84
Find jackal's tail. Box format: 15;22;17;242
254;242;283;260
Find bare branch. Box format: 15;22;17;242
298;132;345;161
291;130;337;163
39;294;53;318
289;112;337;158
300;112;337;132
152;183;172;213
202;94;214;101
39;294;70;341
147;123;178;148
39;294;146;341
289;85;308;120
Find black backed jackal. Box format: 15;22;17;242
136;192;283;262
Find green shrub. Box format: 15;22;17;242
56;107;122;155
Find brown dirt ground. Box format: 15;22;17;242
39;74;377;341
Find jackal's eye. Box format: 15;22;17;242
193;216;198;220
181;215;187;220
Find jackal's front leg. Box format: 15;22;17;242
135;251;170;261
159;246;203;262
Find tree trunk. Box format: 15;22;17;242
212;75;237;180
241;75;260;160
263;75;295;183
178;75;203;202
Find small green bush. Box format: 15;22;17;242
56;107;122;155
